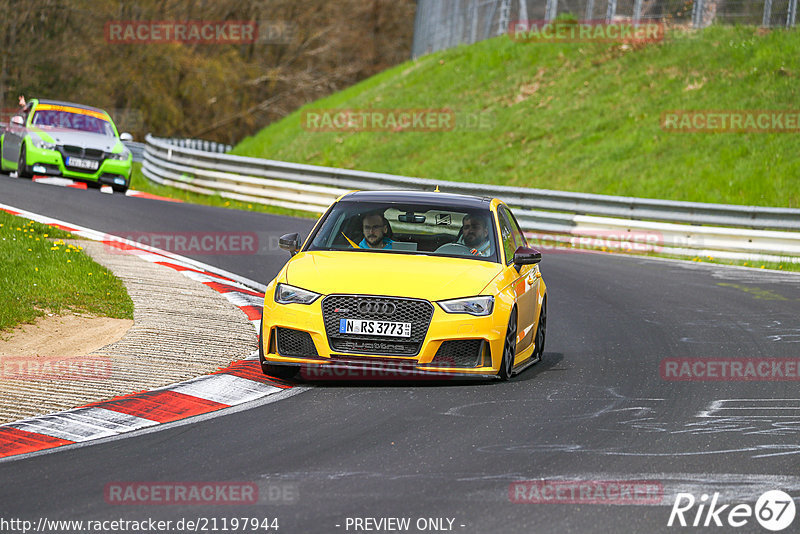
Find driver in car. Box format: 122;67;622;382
460;214;491;256
359;212;394;250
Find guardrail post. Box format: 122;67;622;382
497;0;511;35
545;0;559;21
763;0;774;26
605;0;617;23
633;0;643;25
787;0;797;26
691;0;705;28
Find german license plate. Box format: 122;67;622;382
66;157;99;170
339;319;411;337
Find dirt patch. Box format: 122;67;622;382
0;313;133;359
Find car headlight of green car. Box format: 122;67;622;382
107;149;131;161
31;137;56;150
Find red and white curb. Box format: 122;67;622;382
31;176;182;202
0;203;284;460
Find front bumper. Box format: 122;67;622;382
263;358;500;381
261;293;509;379
25;144;132;185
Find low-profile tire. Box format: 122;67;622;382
17;145;32;179
112;184;129;194
258;319;298;380
531;297;547;363
0;138;6;173
498;307;517;381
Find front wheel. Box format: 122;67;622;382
498;307;517;381
17;144;32;179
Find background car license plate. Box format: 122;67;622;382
66;157;99;170
339;319;411;337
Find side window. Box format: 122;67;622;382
501;206;528;249
497;210;516;265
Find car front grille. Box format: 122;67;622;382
275;327;318;358
60;145;83;156
322;295;434;356
58;145;106;169
431;339;485;367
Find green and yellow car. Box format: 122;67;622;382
1;98;133;192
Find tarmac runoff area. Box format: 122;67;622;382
0;239;258;424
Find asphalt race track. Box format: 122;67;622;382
2;175;800;533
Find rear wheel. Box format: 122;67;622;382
17;144;32;178
498;307;517;381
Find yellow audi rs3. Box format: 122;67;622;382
259;190;546;381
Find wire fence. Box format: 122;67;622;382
412;0;797;57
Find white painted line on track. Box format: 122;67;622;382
165;374;283;406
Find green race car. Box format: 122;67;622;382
1;98;133;192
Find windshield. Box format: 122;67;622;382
307;201;499;263
31;105;115;136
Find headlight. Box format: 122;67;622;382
437;296;494;316
32;137;56;150
108;149;131;161
275;283;321;305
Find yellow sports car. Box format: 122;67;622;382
259;190;546;380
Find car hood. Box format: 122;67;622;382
285;251;503;301
29;127;122;152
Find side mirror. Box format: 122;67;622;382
279;233;302;256
10;116;23;126
119;132;133;142
513;246;542;269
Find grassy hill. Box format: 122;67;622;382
233;25;800;208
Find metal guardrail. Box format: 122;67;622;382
123;141;145;162
163;137;232;153
142;134;800;263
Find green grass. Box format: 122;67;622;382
129;163;317;219
232;25;800;208
0;211;134;334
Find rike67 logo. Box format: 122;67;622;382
668;490;796;531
